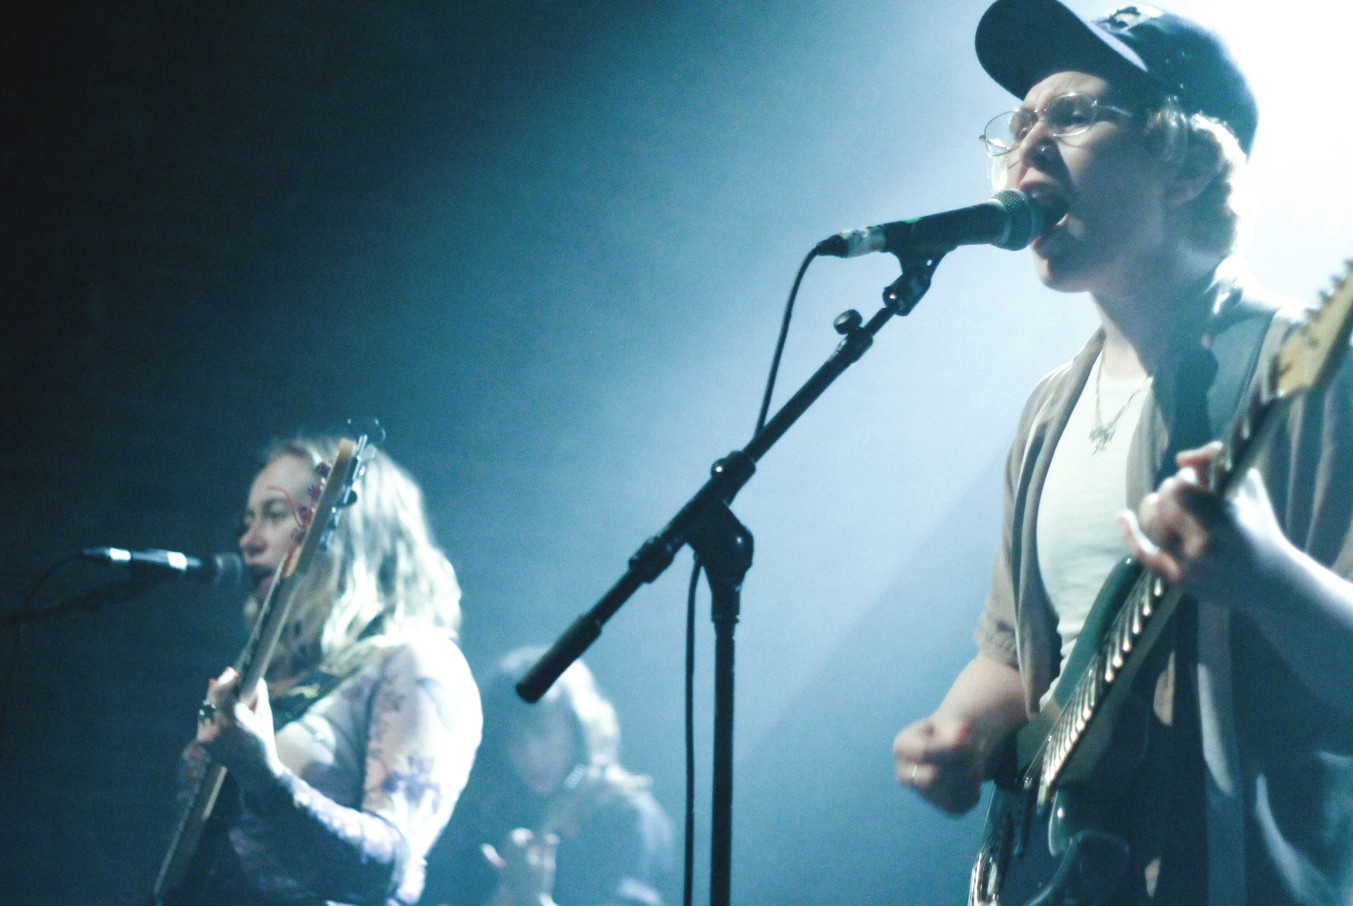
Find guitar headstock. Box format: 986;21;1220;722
278;436;368;582
229;433;373;705
1275;260;1353;398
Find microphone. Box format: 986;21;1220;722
81;547;246;589
815;189;1063;258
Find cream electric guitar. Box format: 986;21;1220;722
969;261;1353;906
151;436;367;905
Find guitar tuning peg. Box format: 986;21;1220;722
341;489;358;508
308;483;323;501
297;505;314;526
314;462;332;478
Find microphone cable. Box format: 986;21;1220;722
682;553;699;906
754;248;821;436
680;245;822;906
0;554;81;770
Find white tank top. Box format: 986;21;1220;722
1036;352;1151;703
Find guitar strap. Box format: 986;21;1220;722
269;656;374;730
270;621;399;729
1156;283;1280;477
1126;282;1278;905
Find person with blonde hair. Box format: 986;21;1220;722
185;436;481;906
422;647;673;906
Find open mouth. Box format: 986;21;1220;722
1021;184;1070;251
1028;189;1069;230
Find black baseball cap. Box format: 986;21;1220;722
975;0;1258;155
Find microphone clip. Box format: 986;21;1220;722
882;250;946;317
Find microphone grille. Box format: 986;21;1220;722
990;189;1039;250
211;552;247;591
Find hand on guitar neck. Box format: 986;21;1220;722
192;666;285;796
892;654;1028;815
1121;441;1353;711
1118;440;1301;607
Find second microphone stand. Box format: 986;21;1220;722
518;249;947;906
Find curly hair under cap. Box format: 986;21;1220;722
1136;93;1249;258
243;436;462;680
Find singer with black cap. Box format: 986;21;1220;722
890;3;1353;904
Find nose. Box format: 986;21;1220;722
1001;120;1058;187
239;521;266;559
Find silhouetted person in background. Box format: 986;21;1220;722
423;648;673;906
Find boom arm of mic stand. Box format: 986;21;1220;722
516;251;946;703
1;571;173;629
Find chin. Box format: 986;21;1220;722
1033;250;1095;295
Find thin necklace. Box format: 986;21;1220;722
1089;355;1151;453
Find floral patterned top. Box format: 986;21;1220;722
229;633;481;905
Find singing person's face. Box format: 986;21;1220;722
238;453;316;601
998;70;1173;296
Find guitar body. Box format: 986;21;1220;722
976;785;1125;906
973;663;1155;906
154;776;264;906
974;701;1150;906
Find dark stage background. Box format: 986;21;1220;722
2;1;1347;904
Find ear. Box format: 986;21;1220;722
1164;131;1222;208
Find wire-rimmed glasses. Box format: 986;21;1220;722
980;93;1134;158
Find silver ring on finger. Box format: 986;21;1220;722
908;762;919;784
197;700;219;724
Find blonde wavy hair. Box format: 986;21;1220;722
244;436;462;680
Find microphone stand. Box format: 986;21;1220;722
0;567;182;768
518;249;948;906
0;570;176;629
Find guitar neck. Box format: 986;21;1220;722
237;442;357;690
151;437;361;904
